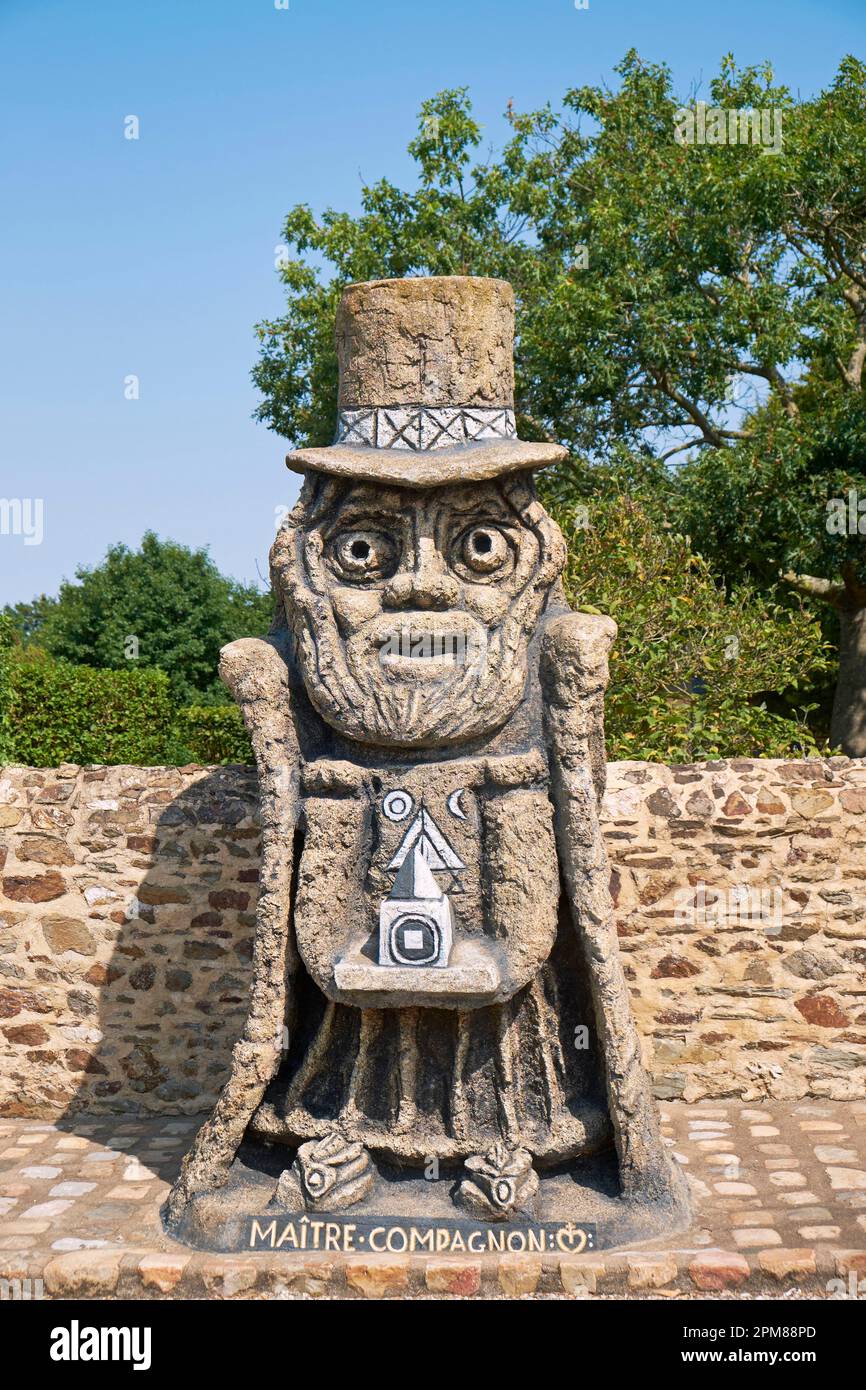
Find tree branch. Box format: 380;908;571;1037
516;411;559;444
844;341;866;390
781;570;847;608
841;561;866;610
658;437;703;462
650;369;726;447
734;360;800;417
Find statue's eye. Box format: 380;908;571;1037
328;529;398;583
452;524;514;580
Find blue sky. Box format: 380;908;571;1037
1;0;863;606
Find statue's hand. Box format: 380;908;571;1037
541;611;617;703
541;611;617;806
219;635;292;707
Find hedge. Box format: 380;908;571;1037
5;652;174;766
169;704;253;765
0;616;15;762
0;648;254;768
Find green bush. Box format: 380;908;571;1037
4;532;274;705
0;615;15;763
0;641;254;768
169;704;253;765
5;650;173;766
555;495;833;763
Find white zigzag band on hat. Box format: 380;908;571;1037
336;406;517;452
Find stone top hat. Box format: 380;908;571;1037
286;275;567;488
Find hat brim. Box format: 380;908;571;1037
285;439;567;489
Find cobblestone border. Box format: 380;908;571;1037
2;1245;864;1300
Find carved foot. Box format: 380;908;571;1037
272;1133;375;1212
455;1141;538;1221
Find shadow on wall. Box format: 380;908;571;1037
52;766;262;1167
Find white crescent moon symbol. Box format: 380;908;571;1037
447;789;467;821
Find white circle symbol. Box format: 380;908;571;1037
382;789;414;822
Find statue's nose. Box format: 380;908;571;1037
383;567;460;611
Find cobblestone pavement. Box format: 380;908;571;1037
1;1101;865;1299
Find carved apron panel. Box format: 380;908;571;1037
294;753;560;1009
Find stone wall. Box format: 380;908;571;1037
607;759;866;1104
1;758;864;1118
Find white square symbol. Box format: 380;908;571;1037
403;929;424;950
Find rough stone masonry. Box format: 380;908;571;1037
1;756;865;1119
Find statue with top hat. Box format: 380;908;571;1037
165;275;688;1244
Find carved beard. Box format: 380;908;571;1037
270;474;566;750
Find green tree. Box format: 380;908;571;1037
670;59;866;751
2;594;59;646
557;491;830;761
4;533;273;705
252;87;544;444
509;53;866;747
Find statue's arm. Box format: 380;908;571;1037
541;612;673;1198
218;633;303;1054
166;634;302;1222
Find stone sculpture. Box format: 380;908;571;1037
165;276;688;1247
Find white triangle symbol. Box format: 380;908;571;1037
387;808;465;873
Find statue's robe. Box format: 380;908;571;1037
248;750;613;1168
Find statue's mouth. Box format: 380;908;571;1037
380;630;464;663
370;614;489;674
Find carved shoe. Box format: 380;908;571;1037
455;1141;539;1220
272;1132;375;1212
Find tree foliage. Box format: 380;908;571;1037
252;87;543;444
253;54;866;468
0;614;16;763
556;492;830;761
3;533;273;706
168;704;252;766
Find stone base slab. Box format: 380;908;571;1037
2;1100;865;1299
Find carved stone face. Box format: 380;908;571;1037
271;473;566;748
